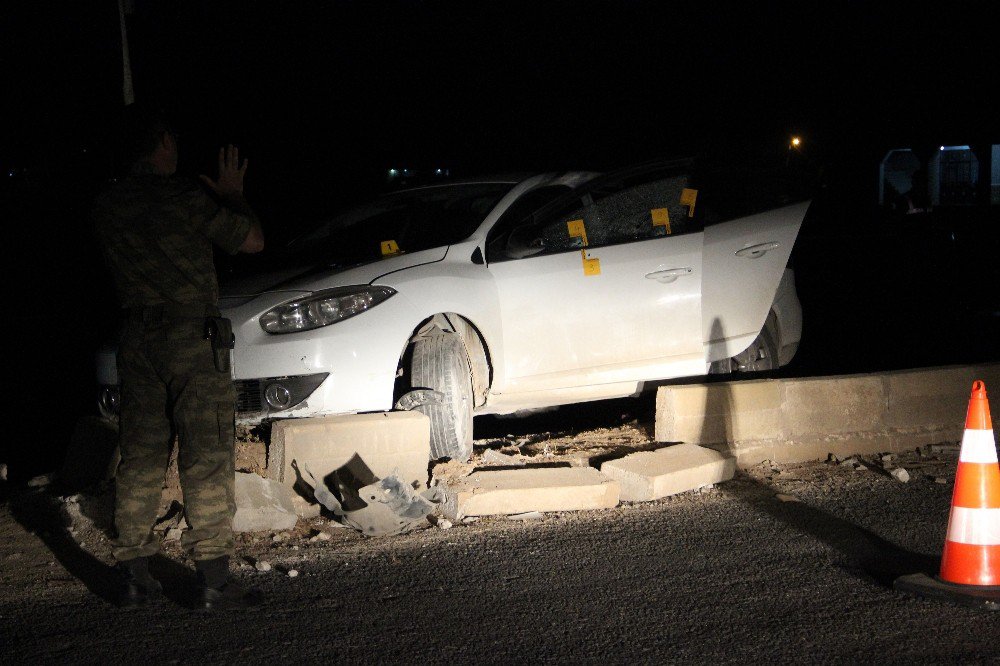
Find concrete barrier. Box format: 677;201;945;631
655;364;1000;466
269;412;431;490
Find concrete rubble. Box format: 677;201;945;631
439;467;620;518
599;443;736;502
890;468;911;483
232;472;299;534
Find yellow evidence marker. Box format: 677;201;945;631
567;219;588;247
680;188;698;218
651;207;671;234
581;250;601;276
380;240;400;256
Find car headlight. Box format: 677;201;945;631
259;286;396;334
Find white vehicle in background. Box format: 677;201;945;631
97;160;808;461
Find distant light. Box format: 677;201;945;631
7;170;13;178
388;168;398;176
790;136;802;147
940;145;970;152
435;168;442;175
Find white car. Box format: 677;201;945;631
98;160;807;461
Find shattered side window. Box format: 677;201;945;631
532;172;693;252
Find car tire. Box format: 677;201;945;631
410;331;474;461
711;312;780;374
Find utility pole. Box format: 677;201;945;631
118;0;134;105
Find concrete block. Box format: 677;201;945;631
233;472;298;533
445;467;619;517
654;363;1000;469
884;365;1000;431
655;380;781;444
600;444;735;501
269;412;430;490
782;376;884;437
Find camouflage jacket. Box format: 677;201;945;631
92;162;255;308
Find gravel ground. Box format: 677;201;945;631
2;422;998;664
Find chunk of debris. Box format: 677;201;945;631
929;444;961;454
890;468;911;483
255;560;272;572
840;457;860;468
881;453;896;464
164;527;182;542
300;464;442;537
287;569;299;578
934;477;949;485
776;494;801;503
436;518;453;530
506;511;545;521
0;463;7;482
233;473;299;534
308;531;332;543
480;450;525;467
290;494;322;519
27;474;52;488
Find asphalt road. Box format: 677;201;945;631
3;450;999;665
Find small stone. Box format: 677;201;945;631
461;517;480;524
255;560;272;572
292;545;299;551
437;519;453;530
935;477;948;485
481;450;524;467
881;454;896;463
776;494;800;503
287;569;299;578
27;474;51;488
272;533;285;543
840;457;859;467
308;531;332;543
0;463;7;481
890;468;910;483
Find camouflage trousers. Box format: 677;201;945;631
113;314;236;562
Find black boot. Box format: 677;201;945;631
115;557;162;607
195;556;263;611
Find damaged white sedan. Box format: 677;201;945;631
98;160;808;461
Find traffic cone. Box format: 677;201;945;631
894;380;1000;610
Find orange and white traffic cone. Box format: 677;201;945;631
895;380;1000;610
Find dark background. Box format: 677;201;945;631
1;1;997;478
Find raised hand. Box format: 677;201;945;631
200;144;248;198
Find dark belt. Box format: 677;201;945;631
125;303;221;324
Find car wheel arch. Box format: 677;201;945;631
398;312;493;408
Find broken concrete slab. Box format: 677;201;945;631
600;444;736;502
443;467;619;518
233;472;299;533
269;412;430;491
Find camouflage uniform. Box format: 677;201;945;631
93;162;254;562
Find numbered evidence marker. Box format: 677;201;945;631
680;188;698;218
581;250;601;276
566;219;589;247
380;240;400;256
567;219;600;276
651;207;671;234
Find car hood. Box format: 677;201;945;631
220;246;449;298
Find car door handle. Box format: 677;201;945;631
644;267;692;283
735;242;780;258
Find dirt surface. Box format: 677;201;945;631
4;410;999;663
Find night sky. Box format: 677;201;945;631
0;2;996;477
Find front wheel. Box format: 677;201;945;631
410;332;474;461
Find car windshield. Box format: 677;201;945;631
280;183;514;268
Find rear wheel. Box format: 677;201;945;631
410;332;474;461
711;312;780;374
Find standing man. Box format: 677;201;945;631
93;105;265;609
